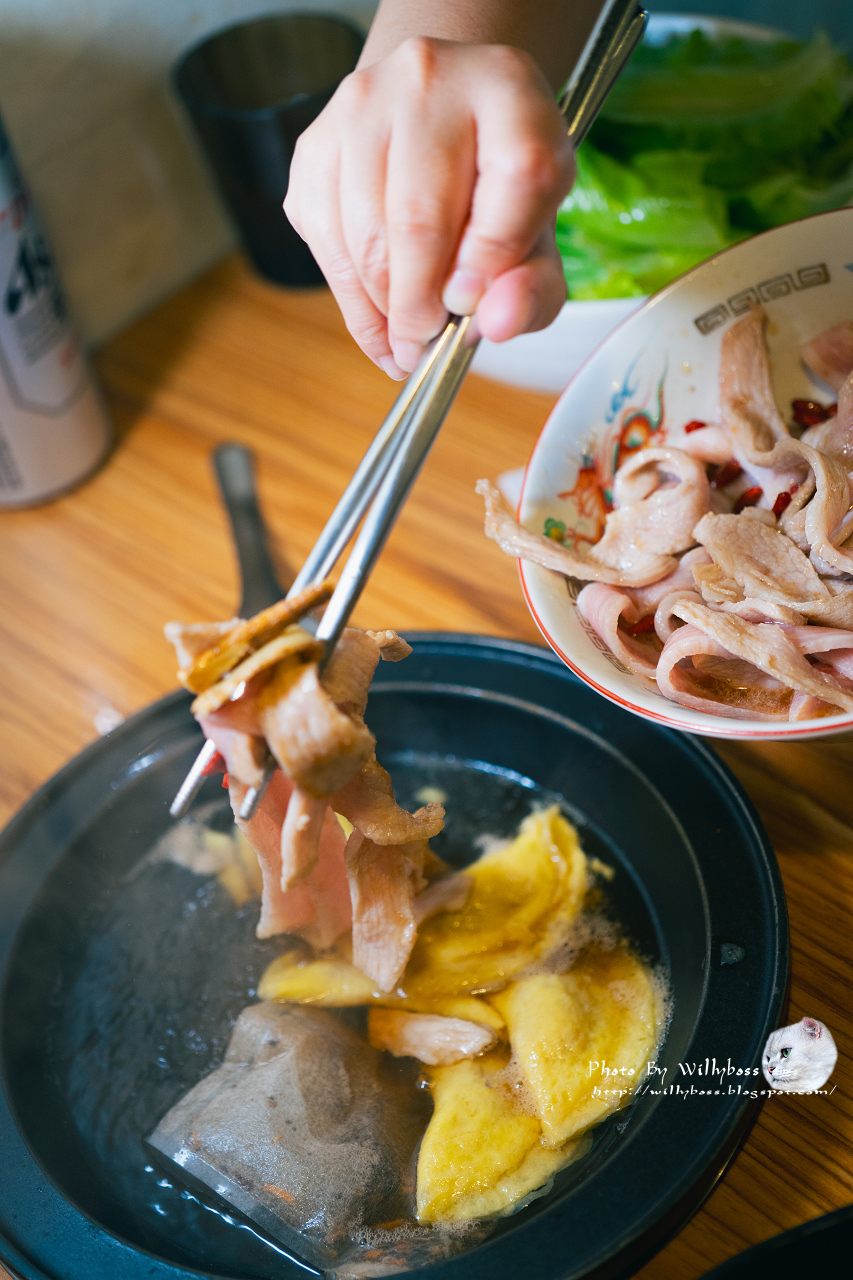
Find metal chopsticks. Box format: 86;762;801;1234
286;318;466;598
168;317;479;821
288;0;646;610
169;0;647;822
294;0;647;650
170;737;220;818
315;313;479;652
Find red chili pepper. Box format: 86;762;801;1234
710;460;743;489
222;772;230;789
201;750;226;776
795;409;828;427
828;403;838;417
772;491;792;517
684;419;707;433
625;615;656;635
791;398;832;427
734;486;763;514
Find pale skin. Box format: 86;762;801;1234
284;0;607;378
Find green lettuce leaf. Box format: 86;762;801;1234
736;162;853;228
558;29;853;300
595;31;853;187
556;145;745;300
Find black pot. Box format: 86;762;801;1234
0;634;787;1280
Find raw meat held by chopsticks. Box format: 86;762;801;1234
166;591;449;988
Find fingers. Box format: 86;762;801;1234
442;49;574;318
285;92;407;379
475;228;567;343
383;40;477;370
285;40;575;378
336;72;392;318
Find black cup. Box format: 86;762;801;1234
174;12;364;286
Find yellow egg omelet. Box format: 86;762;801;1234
256;805;662;1226
416;1050;583;1222
490;949;658;1148
402;806;589;1000
258;956;506;1032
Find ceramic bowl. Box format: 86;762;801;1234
519;205;853;740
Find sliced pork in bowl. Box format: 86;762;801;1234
491;206;853;739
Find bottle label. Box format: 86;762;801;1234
0;137;87;414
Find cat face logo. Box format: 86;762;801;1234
763;1017;838;1092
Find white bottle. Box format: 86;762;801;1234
0;114;111;508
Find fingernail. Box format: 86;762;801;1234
442;269;485;316
391;340;424;373
378;355;408;380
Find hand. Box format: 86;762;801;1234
284;38;574;378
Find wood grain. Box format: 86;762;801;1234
0;252;850;1280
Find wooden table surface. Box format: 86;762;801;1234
1;252;851;1279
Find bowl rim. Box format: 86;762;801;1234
518;206;853;741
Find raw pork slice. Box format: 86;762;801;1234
261;662;376;798
622;547;711;615
720;307;790;448
603;447;710;555
801;322;853;393
346;831;429;992
820;372;853;466
671;600;853;714
477;479;674;587
576;583;660;678
331;758;444;845
719;309;807;509
656;625;792;720
367;1009;497;1065
692;510;831;609
230;771;351;946
666;421;732;464
796;440;853;576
